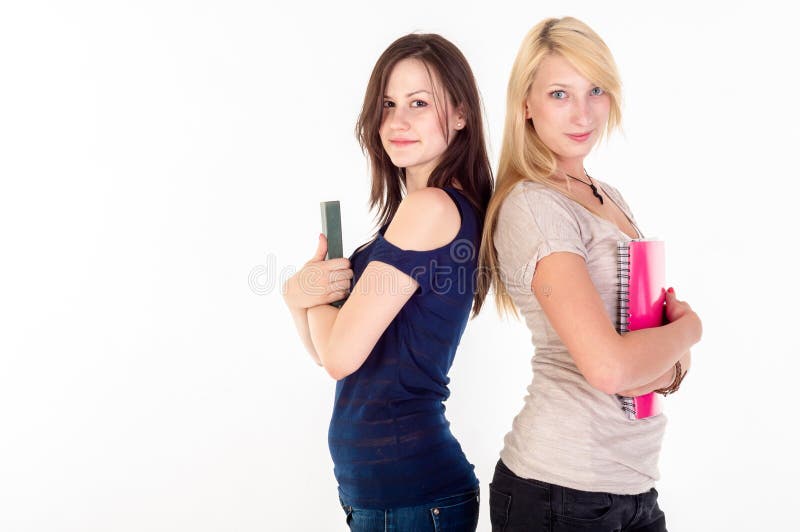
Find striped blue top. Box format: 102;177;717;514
328;187;480;509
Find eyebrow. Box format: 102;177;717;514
383;89;433;99
546;82;601;90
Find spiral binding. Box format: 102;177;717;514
616;241;635;419
616;242;630;334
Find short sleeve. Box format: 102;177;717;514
494;183;588;294
367;234;436;293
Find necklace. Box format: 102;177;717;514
565;170;604;205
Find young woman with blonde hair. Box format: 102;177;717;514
475;17;702;531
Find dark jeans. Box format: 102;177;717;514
489;460;667;532
339;489;480;531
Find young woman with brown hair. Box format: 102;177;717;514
283;33;493;531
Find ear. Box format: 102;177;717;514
453;105;466;130
524;101;532;120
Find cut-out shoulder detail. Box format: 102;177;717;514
384;187;461;251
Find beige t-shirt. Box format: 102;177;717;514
494;179;666;495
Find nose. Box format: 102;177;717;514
386;106;410;131
571;96;592;127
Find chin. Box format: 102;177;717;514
558;146;593;160
389;153;420;168
387;156;409;169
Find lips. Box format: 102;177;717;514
389;139;418;147
566;131;592;142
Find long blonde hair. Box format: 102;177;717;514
473;17;623;316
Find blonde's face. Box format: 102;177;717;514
525;54;610;163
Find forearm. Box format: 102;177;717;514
617;367;674;398
615;318;699;392
307;304;340;377
618;351;692;397
288;305;322;366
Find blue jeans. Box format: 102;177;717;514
489;460;667;531
339;489;480;531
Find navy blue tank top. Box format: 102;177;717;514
328;187;480;509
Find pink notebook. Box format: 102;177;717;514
616;239;665;420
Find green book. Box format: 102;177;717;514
320;201;343;260
320;200;346;308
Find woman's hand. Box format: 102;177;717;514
283;234;353;310
665;287;703;342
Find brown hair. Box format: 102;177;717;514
356;33;493;231
473;17;623;316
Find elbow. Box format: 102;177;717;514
574;337;632;395
585;372;622;396
319;347;359;381
323;363;352;381
581;359;627;396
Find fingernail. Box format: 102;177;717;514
668;287;674;294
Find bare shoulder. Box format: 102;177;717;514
384;187;461;251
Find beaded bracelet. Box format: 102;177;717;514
654;361;686;396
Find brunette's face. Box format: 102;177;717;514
379;58;463;181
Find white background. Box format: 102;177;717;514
1;1;798;531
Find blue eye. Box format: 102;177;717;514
550;90;567;100
591;87;605;96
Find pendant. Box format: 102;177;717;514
589;183;604;204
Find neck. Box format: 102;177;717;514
554;157;586;182
405;169;430;194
